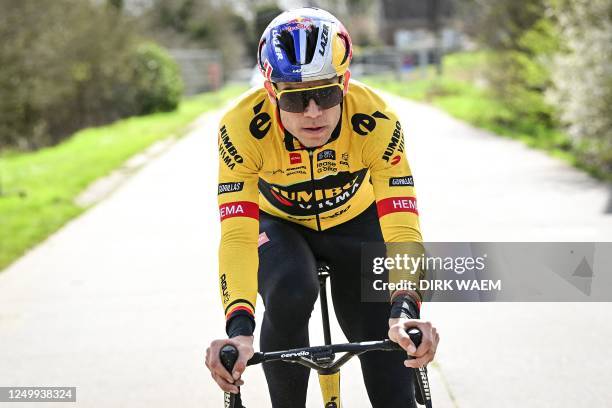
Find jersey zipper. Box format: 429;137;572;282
307;149;322;231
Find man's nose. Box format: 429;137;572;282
303;98;323;118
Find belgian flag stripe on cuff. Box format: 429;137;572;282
224;298;255;315
226;306;253;319
225;301;255;320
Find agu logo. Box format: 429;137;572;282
220;274;230;303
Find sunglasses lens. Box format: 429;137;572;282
278;85;343;113
314;86;343;109
278;92;305;113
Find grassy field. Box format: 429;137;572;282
0;83;248;271
361;53;600;177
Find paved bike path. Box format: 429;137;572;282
381;92;612;408
1;91;611;407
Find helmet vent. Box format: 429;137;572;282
276;25;319;66
338;33;351;65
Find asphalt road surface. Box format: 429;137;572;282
1;89;611;407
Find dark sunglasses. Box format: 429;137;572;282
273;82;344;113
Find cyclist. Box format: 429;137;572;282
205;7;439;407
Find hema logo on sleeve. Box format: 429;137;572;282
219;201;259;221
376;196;418;217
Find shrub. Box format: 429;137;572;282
127;43;184;115
0;1;183;151
547;0;612;174
484;16;560;132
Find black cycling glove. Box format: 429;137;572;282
226;313;256;338
389;295;420;320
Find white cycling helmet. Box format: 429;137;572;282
257;7;353;83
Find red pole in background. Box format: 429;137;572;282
207;62;222;91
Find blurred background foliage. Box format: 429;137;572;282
0;0;184;150
0;0;610;176
456;0;611;176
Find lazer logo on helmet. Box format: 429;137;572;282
382;121;405;162
259;169;367;216
319;24;329;56
272;29;283;60
219;125;243;170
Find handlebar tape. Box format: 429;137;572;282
219;344;246;408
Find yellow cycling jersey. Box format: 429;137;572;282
217;80;422;324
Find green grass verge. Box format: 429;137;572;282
0;83;248;271
361;53;611;182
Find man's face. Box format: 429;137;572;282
266;76;347;148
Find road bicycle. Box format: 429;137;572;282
220;263;433;407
